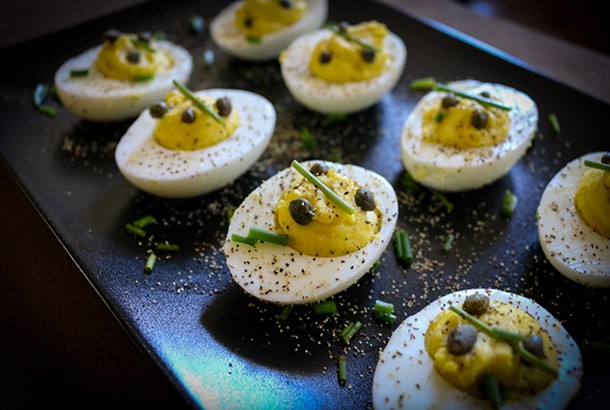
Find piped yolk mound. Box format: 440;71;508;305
575;169;610;239
422;98;510;149
275;168;381;257
235;0;307;36
154;90;239;151
95;34;173;81
425;301;558;397
309;21;389;83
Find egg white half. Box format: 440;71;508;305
210;0;328;61
54;41;192;122
280;28;406;114
114;89;275;198
223;161;398;304
537;152;610;287
401;80;537;192
372;288;582;410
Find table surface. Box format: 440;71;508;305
1;1;608;408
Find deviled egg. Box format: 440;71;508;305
210;0;328;61
280;20;406;114
401;80;537;191
223;160;398;304
55;29;192;122
114;82;275;198
373;289;582;409
537;151;610;287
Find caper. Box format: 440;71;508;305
215;97;232;117
480;91;491;98
601;152;610;164
149;102;169;119
522;335;545;359
244;17;253;28
441;93;459;108
289;198;315;225
447;324;478;355
103;28;122;43
279;0;292;8
319;50;332;64
309;162;328;176
138;31;152;43
360;49;376;63
462;293;490;316
181;107;196;123
471;109;489;129
355;188;376;211
126;50;141;64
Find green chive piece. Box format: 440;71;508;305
189;15;205;34
337;354;347;386
203;49;215;68
341;321;362;344
144;253;157;273
133;74;154;82
515;344;559;377
277;305;294;321
433;190;454;212
483;374;502;410
326;113;348;122
326;23;380;52
374;300;395;315
37;105;57;117
247;227;289;246
373;300;397;325
133;215;157;229
584;159;610;172
501;190;518;217
313;300;338;315
173;79;223;124
246;35;262;44
394;229;412;264
410;77;436;91
70;68;89;77
156;243;179;252
442;233;455;252
492;328;525;343
231;233;258;247
126;223;146;237
291;160;354;215
133;39;156;52
369;259;381;272
394;230;404;261
548;113;561;134
433;83;512;111
226;206;234;223
300;127;317;151
435;112;444;122
401;171;420;194
373;312;397;325
449;305;496;335
34;83;49;107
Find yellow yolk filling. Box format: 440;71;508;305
275;168;381;257
425;301;558;397
235;0;307;36
309;21;389;83
423;98;510;149
154;90;239;151
575;169;610;239
95;34;173;81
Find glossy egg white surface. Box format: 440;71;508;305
372;289;582;410
54;41;192;122
537;152;610;287
280;28;406;114
223;161;398;304
210;0;328;61
401;80;537;191
115;89;275;198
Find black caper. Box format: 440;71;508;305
289;198;315;225
149;102;169;119
181;107;196;123
471;109;489;129
279;0;292;8
309;162;328;176
319;50;332;64
215;97;232;117
244;17;253;28
126;50;141;64
522;335;545;359
601;152;610;164
441;93;459;109
447;324;478;355
480;91;491;98
360;48;376;63
355;188;376;211
462;293;490;316
137;31;152;43
103;28;122;43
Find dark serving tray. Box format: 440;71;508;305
1;0;608;408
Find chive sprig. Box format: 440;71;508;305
173;79;223;124
434;83;512;111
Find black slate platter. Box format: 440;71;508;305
1;0;608;408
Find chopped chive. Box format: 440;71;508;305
173;79;223;124
501;190;518;217
374;300;395;315
337;354;347;386
133;74;154;82
584;159;610;172
394;230;404;260
291;160;354;215
70;68;89;77
326;23;380;52
373;300;397;325
341;321;362;344
144;253;157;273
203;49;215;68
247;227;289;246
156;243;179;252
34;83;49;107
133;215;157;229
246;35;262;44
442;233;455;252
37;105;57;117
401;171;420;194
432;190;454;212
231;233;258;247
394;229;412;264
133;39;156;52
434;83;512;111
188;15;205;34
300;127;317;151
313;300;337;315
515;343;559;377
326;113;347;122
277;305;294;321
373;312;397;325
435;112;444;122
483;374;502;410
369;259;381;272
226;206;234;223
125;223;146;237
548;113;561;134
410;77;436;91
